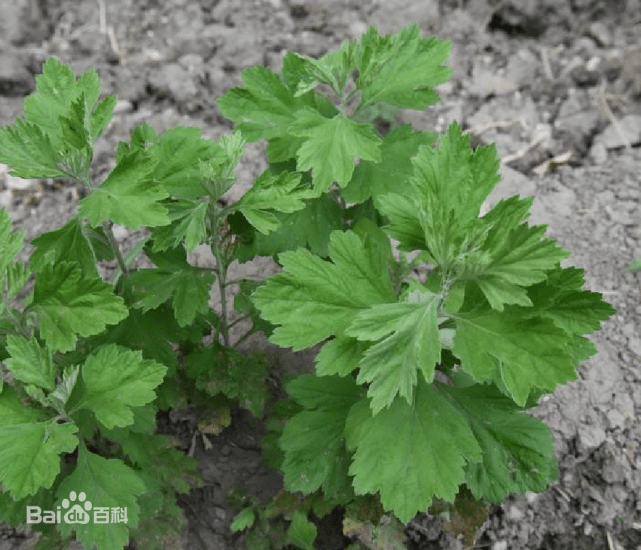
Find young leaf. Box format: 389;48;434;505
149;199;209;253
127;245;215;328
4;335;56;391
27;262;129;353
230;507;256;532
252;230;395;350
217;65;313;141
287;510;317;550
232;170;316;234
288;109;382;192
355;25;452;111
0;120;66;179
78;150;169;229
57;447;147;550
345;378;482;523
70;344;166;429
147;126;224;199
282;39;357;97
0;387;78;499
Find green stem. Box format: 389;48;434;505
228;314;251;330
234;327;257;348
102;221;129;279
211;238;231;348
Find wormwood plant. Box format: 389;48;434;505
0;23;615;550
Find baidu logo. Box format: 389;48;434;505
26;491;128;525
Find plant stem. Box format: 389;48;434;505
212;240;230;348
102;221;128;279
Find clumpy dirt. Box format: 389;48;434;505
1;0;640;549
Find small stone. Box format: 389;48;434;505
590;142;608;164
587;21;613;47
493;542;508;550
598;115;641;149
348;20;368;39
578;424;607;451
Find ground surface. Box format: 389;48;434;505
0;0;640;549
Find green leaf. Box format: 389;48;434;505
524;266;616;335
149;199;209;253
27;262;129;352
217;65;312;141
341;126;436;203
0;387;78;499
346;291;442;413
252;230;395;350
148;126;223;199
127;247;215;327
231;507;256;532
282;39;357;97
0;208;26;282
356;25;451;111
287;510;317;550
0;119;65;179
30;216;102;277
57;446;147;550
314;337;370;377
280;375;362;498
451;311;579;406
73;344;167;429
289;109;382;192
233;194;343;261
233;170;316;234
4;335;56;391
78;150;169;229
345;378;482;522
441;384;558;502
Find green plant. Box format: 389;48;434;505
0;23;615;550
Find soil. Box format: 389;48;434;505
1;0;640;549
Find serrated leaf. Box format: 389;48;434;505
289;109;381;192
0;208;26;277
127;259;215;328
0;119;65;179
346;292;442;413
0;387;78;499
287;510;317;550
345;379;482;522
148;126;222;198
234;194;343;261
150;200;209;253
4;335;56;391
356;25;451;111
27;262;128;352
72;344;166;429
341;126;436;203
217;65;312;141
280;375;361;497
315;337;370;377
234;170;316;234
57;447;147;550
441;384;558;503
30;216;102;277
230;507;256;532
525;266;616;335
78;150;169;229
451;311;579;406
252;230;395;350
